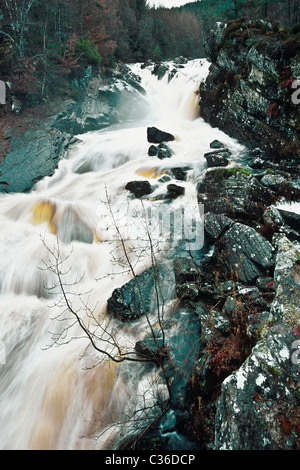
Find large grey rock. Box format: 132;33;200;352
55;79;147;135
214;234;300;450
54;66;147;135
220;222;275;283
0;126;77;193
199;20;300;162
197;168;276;219
204;212;234;241
271;235;300;322
107;264;174;322
214;324;299;450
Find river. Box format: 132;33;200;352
0;58;244;450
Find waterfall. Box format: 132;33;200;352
0;59;244;450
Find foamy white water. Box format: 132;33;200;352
0;59;244;450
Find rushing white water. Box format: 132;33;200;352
0;59;244;450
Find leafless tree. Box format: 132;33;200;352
40;186;203;448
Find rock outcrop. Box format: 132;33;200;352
54;63;147;135
0;123;78;193
199;18;300;163
0;63;147;194
214;235;300;450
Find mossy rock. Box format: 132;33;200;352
205;167;251;183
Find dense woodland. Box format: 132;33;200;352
0;0;299;102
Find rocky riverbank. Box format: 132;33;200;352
104;26;300;447
100;118;299;450
0;44;299;450
0;63;148;194
199;18;300;165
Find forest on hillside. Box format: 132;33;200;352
0;0;299;102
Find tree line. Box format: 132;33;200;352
0;0;299;101
183;0;299;28
0;0;203;100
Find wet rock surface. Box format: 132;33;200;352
199;19;300;163
0;124;79;193
147;126;175;144
1;51;299;450
125;180;153;198
0;63;147;194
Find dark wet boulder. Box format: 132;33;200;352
125;180;153;198
173;257;201;284
176;281;199;301
210;140;226;149
147;126;175;144
107;265;174;322
135;336;168;364
262;206;300;242
166;184;185;199
278;209;300;232
107;267;157;321
204;150;230;168
166;166;192;181
152;63;169;80
148;143;173;160
218;222;275;284
204;212;234;241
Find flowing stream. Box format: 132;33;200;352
0;59;244;450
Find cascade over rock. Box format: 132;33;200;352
0;55;299;452
0;64;147;194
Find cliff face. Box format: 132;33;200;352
192;21;300;450
199;19;300;163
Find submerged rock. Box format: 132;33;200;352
166;166;192;181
